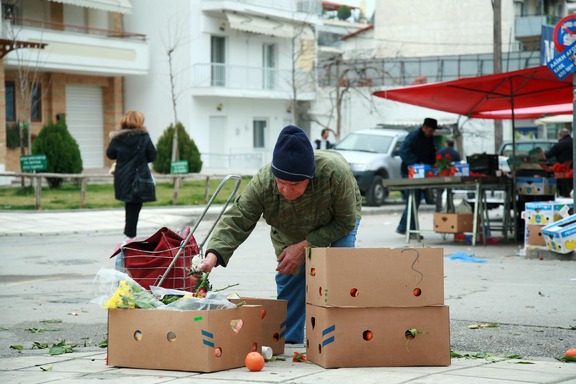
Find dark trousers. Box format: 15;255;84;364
124;202;143;238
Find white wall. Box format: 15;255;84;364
373;0;515;58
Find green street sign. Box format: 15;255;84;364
20;154;47;172
171;160;189;174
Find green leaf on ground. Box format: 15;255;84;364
10;345;24;351
40;365;53;371
27;327;62;333
40;319;62;324
98;338;108;348
32;342;49;349
467;323;499;329
48;340;75;355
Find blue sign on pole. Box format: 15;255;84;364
547;15;576;80
546;42;576;80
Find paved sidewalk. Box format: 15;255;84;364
1;206;575;383
1;346;575;384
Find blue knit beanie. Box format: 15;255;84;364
271;125;316;182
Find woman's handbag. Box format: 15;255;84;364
132;166;156;202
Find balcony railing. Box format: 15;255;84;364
192;63;316;93
4;17;146;40
203;0;322;15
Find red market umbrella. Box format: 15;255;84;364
473;103;572;120
373;65;575;242
373;66;573;116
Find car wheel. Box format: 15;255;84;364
366;175;387;206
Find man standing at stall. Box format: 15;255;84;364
396;118;438;239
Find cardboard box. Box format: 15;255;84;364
525;201;573;225
453;163;470;176
229;297;287;356
306;248;444;308
542;214;576;254
433;213;478;233
516;177;557;196
107;305;262;372
306;304;451;368
526;224;546;246
408;164;435;178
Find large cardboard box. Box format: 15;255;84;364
433;213;478;233
107;305;262;372
516;177;557;196
229;297;287;356
542;214;576;254
525;201;573;225
306;304;451;368
526;224;546;246
306;248;444;308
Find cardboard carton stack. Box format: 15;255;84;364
522;201;573;254
305;247;450;368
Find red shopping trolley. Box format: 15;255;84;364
110;175;242;291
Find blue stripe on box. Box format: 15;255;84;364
322;324;335;336
279;330;286;339
203;339;215;348
202;330;213;338
322;336;335;347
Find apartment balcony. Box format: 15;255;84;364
190;63;316;100
515;14;560;40
202;0;322;23
1;17;149;76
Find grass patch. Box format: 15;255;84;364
0;177;252;210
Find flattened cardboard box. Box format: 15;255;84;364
306;247;444;308
306;304;451;368
542;214;576;254
107;305;262;372
229;297;287;355
433;213;479;233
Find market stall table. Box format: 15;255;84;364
383;176;515;246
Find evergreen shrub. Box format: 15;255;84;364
31;119;83;188
153;122;202;174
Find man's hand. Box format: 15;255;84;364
189;252;218;287
276;240;309;275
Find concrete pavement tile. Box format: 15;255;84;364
0;354;71;370
441;363;576;383
20;356;114;374
489;358;576;375
0;370;78;384
283;367;430;384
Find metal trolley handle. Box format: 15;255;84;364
157;175;242;288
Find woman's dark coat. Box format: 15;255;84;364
106;128;157;203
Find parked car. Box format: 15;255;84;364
331;128;407;206
498;139;556;172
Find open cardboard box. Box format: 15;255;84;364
229;297;287;355
306;247;444;308
306;304;451;368
542;214;576;254
107;305;262;372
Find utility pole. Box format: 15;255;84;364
493;0;503;151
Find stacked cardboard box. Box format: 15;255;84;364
305;248;450;368
522;201;573;251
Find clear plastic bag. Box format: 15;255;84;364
160;291;237;311
91;269;163;309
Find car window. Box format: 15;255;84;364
392;138;404;156
335;133;394;153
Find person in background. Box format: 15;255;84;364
544;128;573;168
396;117;437;240
315;128;333;150
435;138;461;212
193;125;362;344
106;111;157;239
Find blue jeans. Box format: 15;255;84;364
275;218;360;344
397;188;421;233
